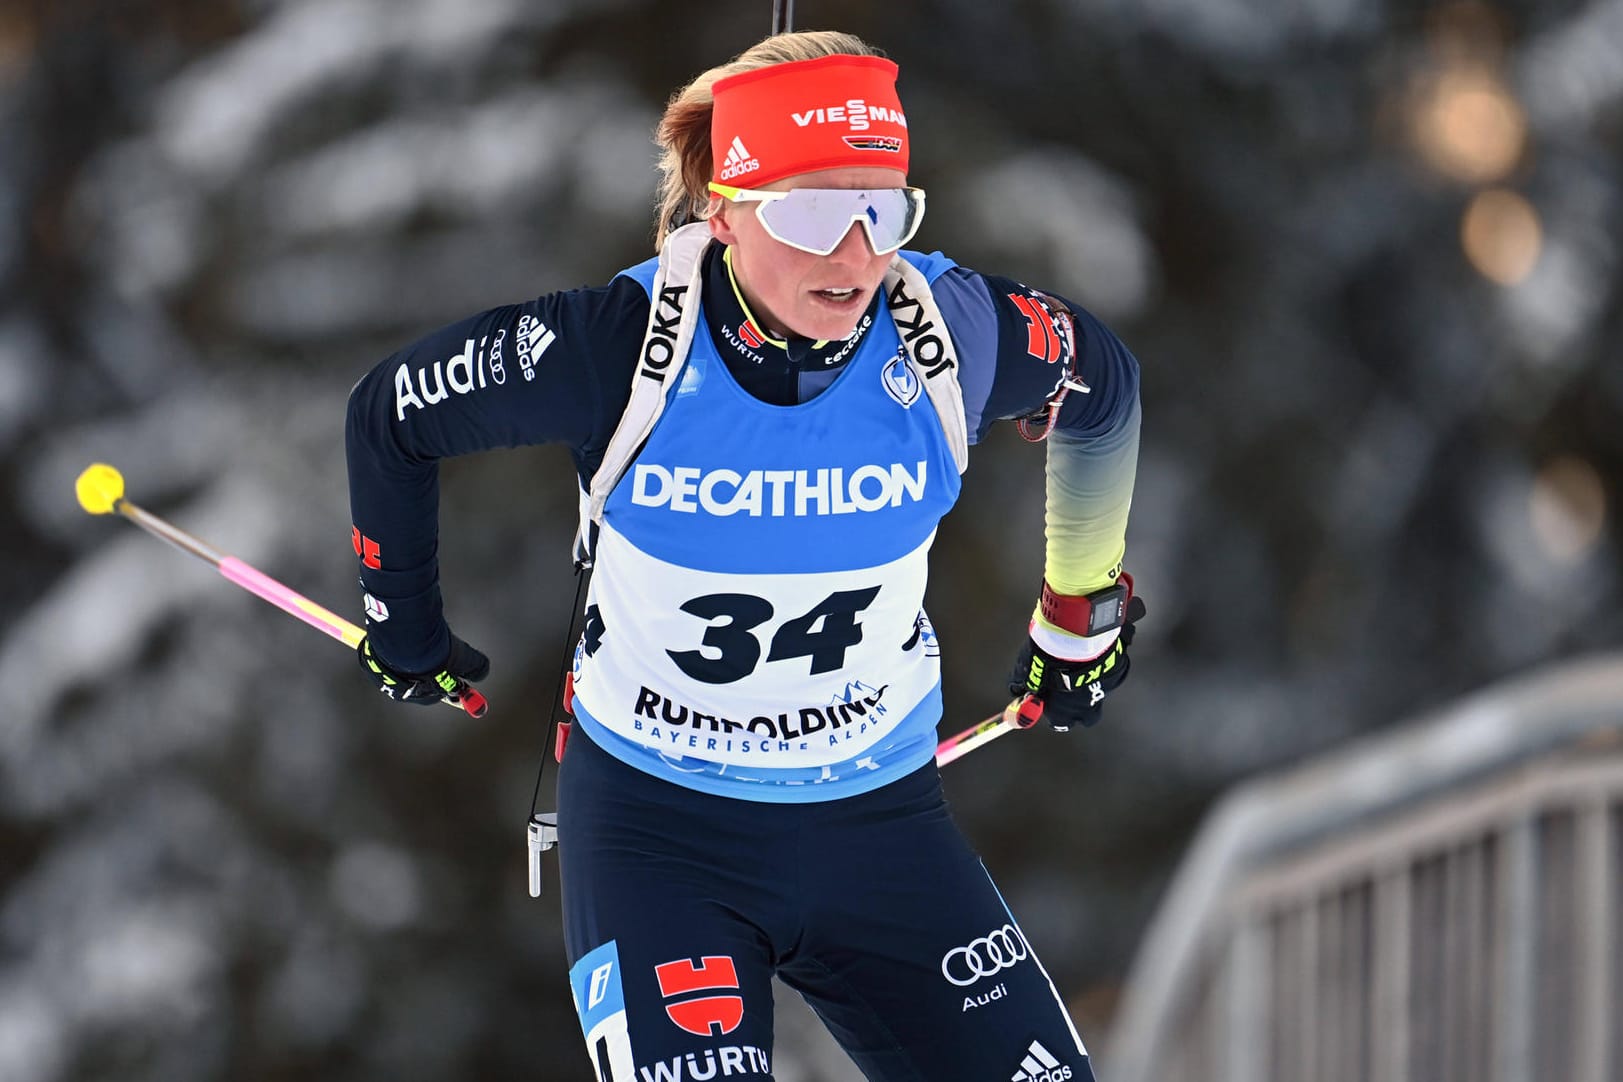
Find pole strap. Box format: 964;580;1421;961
528;564;590;820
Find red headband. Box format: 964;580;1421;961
711;55;910;187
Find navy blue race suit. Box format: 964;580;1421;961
346;239;1140;1081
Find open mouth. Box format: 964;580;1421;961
814;287;861;302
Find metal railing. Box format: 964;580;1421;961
1107;653;1623;1082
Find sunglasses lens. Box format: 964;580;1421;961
758;189;924;255
861;189;924;253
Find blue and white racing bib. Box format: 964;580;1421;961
571;279;962;802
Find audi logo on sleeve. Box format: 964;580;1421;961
939;924;1030;986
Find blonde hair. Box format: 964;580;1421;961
651;31;884;247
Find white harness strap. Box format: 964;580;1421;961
576;227;968;562
576;223;711;563
882;256;969;475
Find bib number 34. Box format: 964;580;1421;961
668;587;881;685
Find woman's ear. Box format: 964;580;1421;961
707;197;738;245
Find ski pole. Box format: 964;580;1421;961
73;462;488;718
935;695;1046;766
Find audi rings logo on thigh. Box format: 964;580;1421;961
940;924;1030;986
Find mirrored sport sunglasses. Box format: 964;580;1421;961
708;182;927;256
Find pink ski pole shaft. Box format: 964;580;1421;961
74;463;487;717
936;695;1045;766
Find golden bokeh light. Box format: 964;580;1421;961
1412;67;1527;184
1529;456;1608;565
1461;188;1542;284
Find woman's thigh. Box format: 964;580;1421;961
782;769;1096;1082
558;726;793;1081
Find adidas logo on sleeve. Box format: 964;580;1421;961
1010;1040;1074;1082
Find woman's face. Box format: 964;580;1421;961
708;166;907;342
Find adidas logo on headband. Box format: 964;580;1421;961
720;136;759;181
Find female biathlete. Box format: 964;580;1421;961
346;30;1143;1082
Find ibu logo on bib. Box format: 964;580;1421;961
881;348;920;408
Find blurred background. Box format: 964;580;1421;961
1;0;1619;1079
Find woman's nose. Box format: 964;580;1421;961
826;220;875;264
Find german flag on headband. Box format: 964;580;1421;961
711;55;910;187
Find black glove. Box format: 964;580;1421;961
357;633;490;716
1007;595;1146;731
